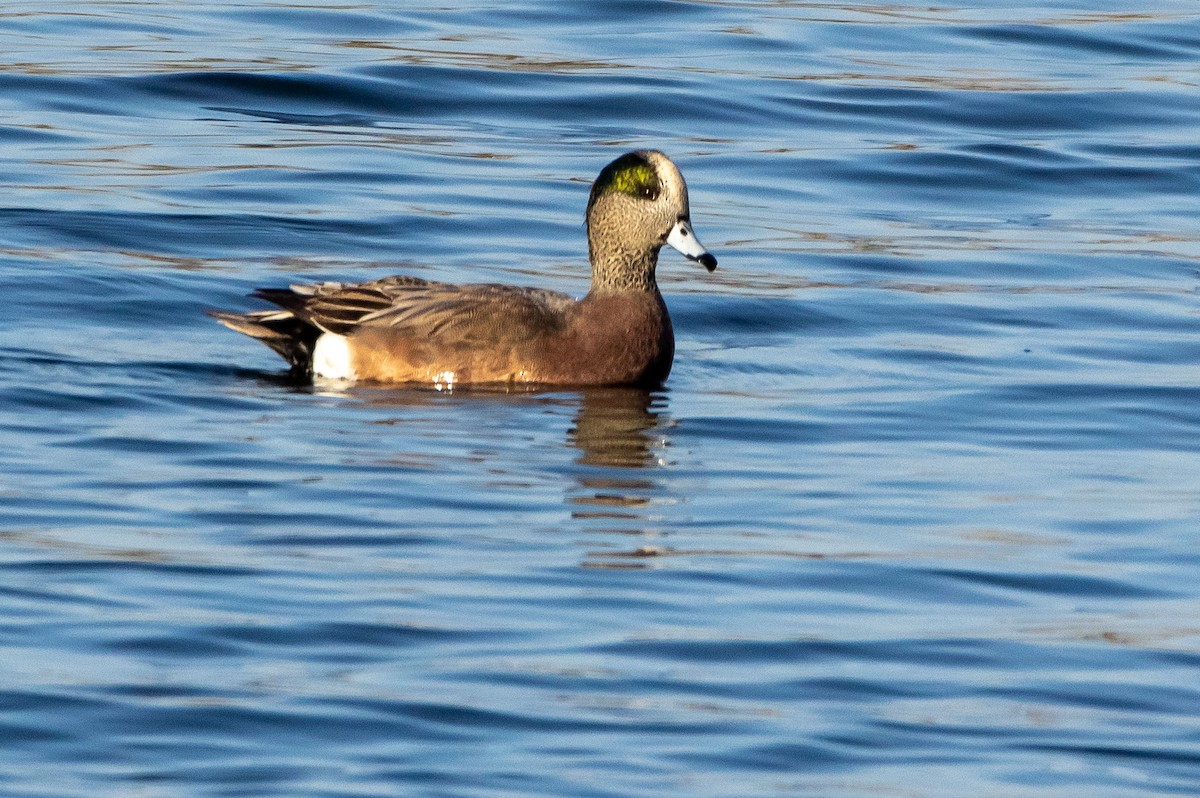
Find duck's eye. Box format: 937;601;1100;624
639;183;660;201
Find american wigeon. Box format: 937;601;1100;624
209;150;717;388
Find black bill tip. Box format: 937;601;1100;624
697;253;717;272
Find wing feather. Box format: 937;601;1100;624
253;276;576;342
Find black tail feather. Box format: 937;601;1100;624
206;308;319;375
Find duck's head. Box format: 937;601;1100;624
586;150;717;292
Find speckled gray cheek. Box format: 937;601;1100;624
586;194;671;292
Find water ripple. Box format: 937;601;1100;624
3;2;1200;797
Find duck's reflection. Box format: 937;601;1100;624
350;383;669;473
569;387;665;469
342;383;673;558
565;388;670;547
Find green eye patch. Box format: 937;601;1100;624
588;152;661;211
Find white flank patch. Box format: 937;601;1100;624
312;333;357;381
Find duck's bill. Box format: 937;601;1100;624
666;218;717;272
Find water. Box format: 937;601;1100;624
2;2;1200;796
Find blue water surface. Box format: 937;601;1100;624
2;2;1200;796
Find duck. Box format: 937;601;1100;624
209;150;717;388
